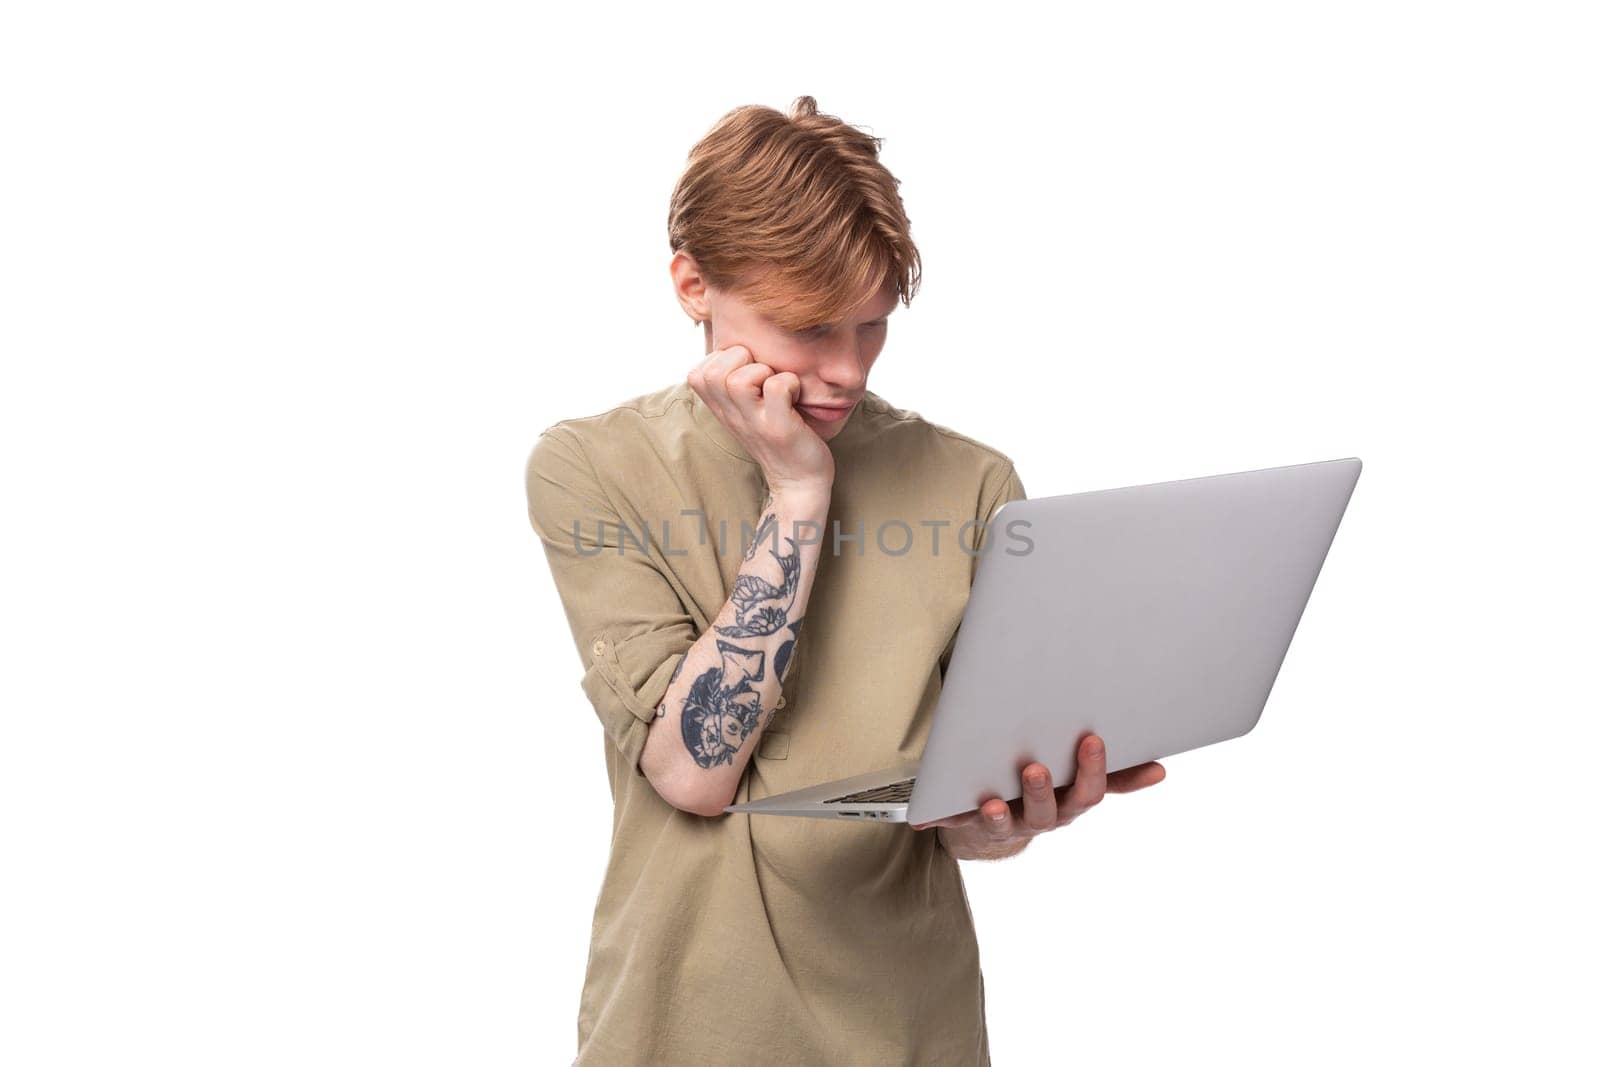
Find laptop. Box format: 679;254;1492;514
723;456;1362;826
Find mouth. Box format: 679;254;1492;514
797;400;857;423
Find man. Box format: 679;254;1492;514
526;96;1166;1065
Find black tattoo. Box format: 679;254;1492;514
681;639;767;767
773;618;804;684
717;521;802;639
677;494;811;765
743;498;775;562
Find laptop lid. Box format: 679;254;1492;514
904;457;1362;826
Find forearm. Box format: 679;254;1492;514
640;486;829;815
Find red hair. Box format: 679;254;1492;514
667;95;923;331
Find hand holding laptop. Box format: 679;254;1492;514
724;457;1362;828
908;734;1167;858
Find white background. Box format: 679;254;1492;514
3;2;1596;1063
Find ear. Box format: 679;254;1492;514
669;251;711;324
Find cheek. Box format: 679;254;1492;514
766;358;824;392
758;346;809;375
723;331;804;372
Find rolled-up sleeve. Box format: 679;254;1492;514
525;426;697;776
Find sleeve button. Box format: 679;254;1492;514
592;639;606;656
775;696;787;709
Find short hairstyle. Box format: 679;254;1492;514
667;95;922;331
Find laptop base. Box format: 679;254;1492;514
723;759;921;822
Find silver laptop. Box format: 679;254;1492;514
723;456;1363;826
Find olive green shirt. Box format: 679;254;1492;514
525;379;1026;1065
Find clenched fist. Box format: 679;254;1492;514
688;345;835;498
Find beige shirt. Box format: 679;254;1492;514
525;379;1026;1065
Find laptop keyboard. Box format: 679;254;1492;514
823;778;916;805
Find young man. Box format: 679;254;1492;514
526;96;1166;1065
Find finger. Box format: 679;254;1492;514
760;370;801;412
1107;761;1166;794
697;345;752;413
725;359;776;414
685;346;733;394
979;798;1015;842
1058;734;1108;822
1020;762;1056;832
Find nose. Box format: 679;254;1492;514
818;343;867;393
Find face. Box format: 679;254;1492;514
671;253;898;440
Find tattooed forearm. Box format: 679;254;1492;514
716;513;802;639
678;619;803;763
645;485;828;787
680;640;767;767
683;505;806;765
